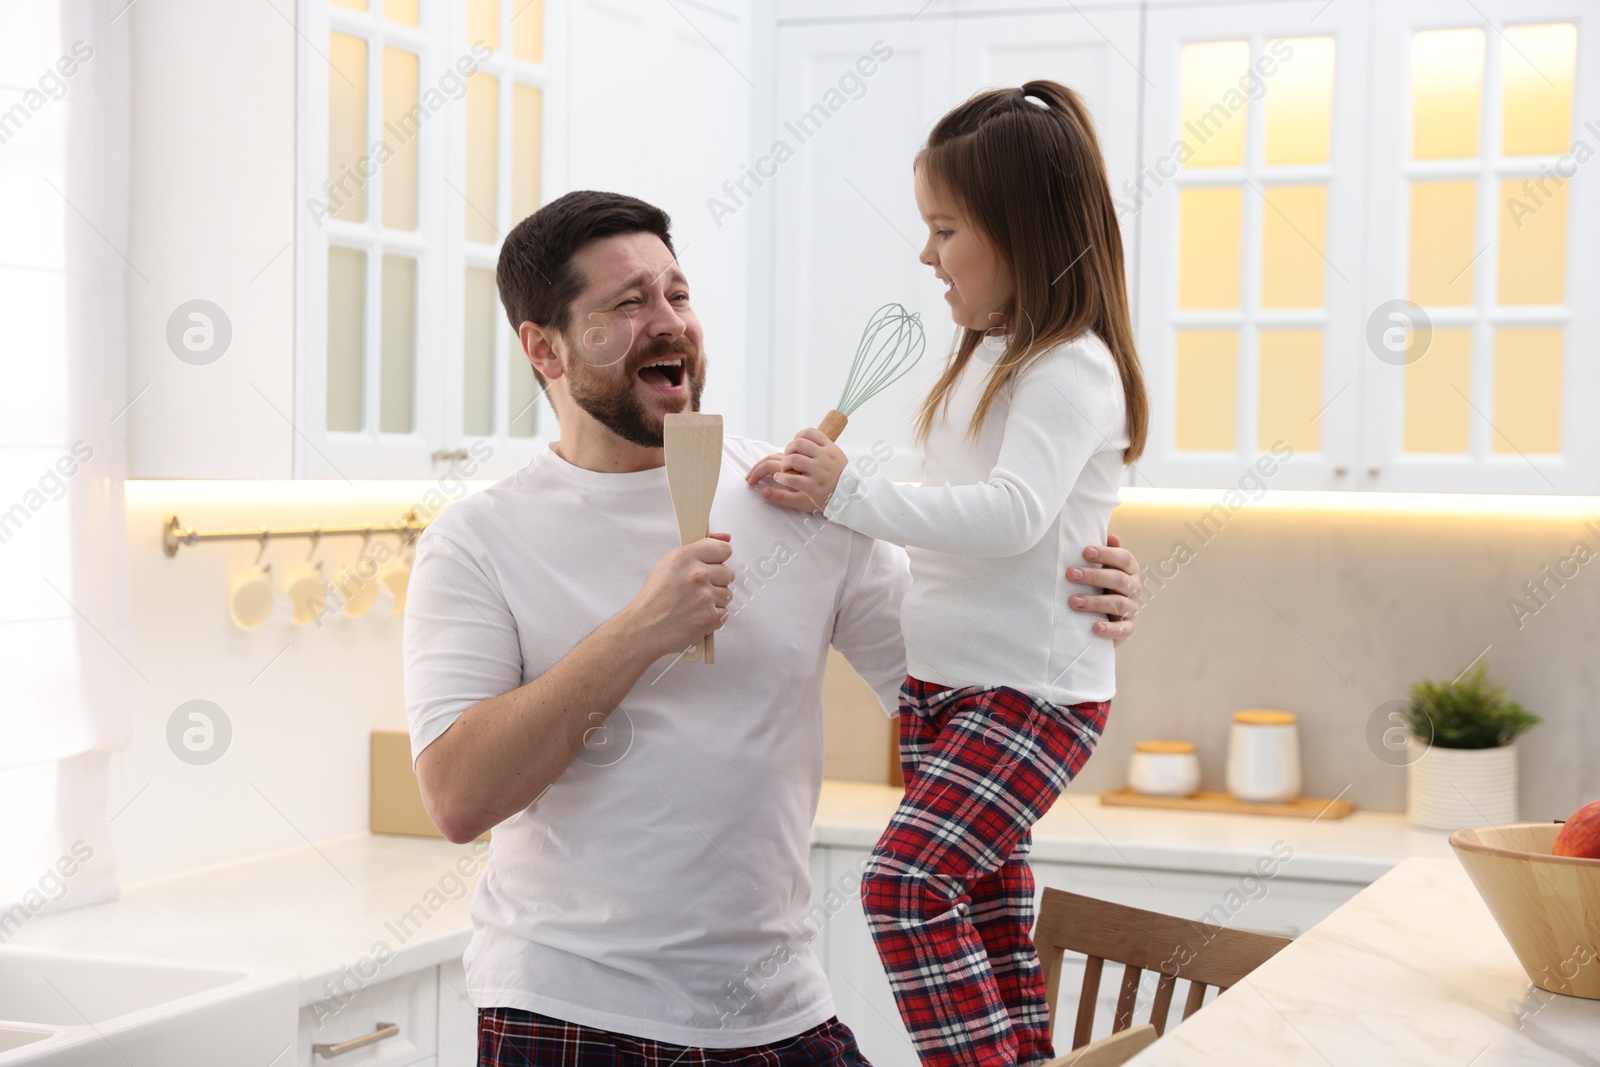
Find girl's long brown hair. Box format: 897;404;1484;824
913;80;1148;463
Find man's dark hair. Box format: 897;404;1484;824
496;190;675;386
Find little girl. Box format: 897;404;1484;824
749;81;1148;1066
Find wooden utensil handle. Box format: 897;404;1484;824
784;409;851;494
705;633;715;664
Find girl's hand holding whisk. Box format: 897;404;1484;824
747;428;847;513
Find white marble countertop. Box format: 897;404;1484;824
5;833;485;1007
6;781;1453;1012
1126;857;1600;1066
814;781;1454;883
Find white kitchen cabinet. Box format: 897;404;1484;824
766;8;1142;481
1133;0;1370;492
1359;0;1600;494
286;0;758;479
125;0;300;479
436;958;477;1067
811;844;1365;1067
297;959;477;1066
949;7;1143;310
564;0;756;435
297;966;439;1067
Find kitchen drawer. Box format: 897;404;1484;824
298;967;439;1067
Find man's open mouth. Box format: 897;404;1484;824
636;356;686;392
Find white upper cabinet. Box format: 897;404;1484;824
1135;0;1369;492
291;0;754;479
1360;0;1598;494
294;0;569;480
565;0;755;438
133;0;1595;492
764;6;1143;481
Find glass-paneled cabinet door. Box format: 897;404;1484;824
1136;0;1369;490
297;0;563;479
1364;0;1598;493
441;0;560;481
298;0;442;478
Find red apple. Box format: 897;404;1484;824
1553;800;1600;859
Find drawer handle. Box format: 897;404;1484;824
313;1021;399;1058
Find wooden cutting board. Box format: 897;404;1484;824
1100;787;1355;820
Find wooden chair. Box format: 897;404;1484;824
1035;887;1292;1056
1042;1024;1158;1067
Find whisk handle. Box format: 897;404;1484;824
783;409;852;495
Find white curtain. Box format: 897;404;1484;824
0;0;132;916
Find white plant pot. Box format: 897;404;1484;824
1406;737;1519;830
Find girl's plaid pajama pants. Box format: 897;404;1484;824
861;676;1110;1067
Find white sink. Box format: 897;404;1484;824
0;1030;55;1057
0;947;296;1066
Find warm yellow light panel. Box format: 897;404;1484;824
327;247;366;433
1180;41;1250;168
464;267;497;437
1178;187;1243;310
328;33;367;224
382;48;420;231
509;350;539;438
1411;28;1485;159
1258;330;1322;453
466;74;500;244
511;83;543;223
468;0;499;50
1492;328;1563;454
385;0;419;25
513;0;544;64
380;255;417;435
1175;330;1238;451
1404;328;1472;453
1261;185;1328;308
331;0;366;10
1408;181;1478;306
1265;37;1335;165
1498;178;1568;305
1502;24;1576;156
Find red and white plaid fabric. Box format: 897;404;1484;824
477;1007;874;1066
861;676;1110;1067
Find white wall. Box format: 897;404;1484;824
113;481;478;882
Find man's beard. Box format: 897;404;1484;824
564;334;705;448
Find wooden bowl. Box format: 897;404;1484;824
1450;823;1600;1000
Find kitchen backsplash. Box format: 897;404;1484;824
118;481;1599;885
827;491;1600;823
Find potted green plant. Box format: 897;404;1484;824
1403;663;1540;830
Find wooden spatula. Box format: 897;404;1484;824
663;412;723;664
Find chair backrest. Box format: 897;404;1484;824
1034;887;1292;1051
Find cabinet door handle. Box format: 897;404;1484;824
313;1022;399;1058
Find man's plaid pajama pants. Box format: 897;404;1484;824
861;676;1110;1067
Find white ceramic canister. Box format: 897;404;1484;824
1127;740;1202;797
1226;710;1301;803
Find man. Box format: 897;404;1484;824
404;190;1143;1065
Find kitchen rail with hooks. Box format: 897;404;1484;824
161;508;430;558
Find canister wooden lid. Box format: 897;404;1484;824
1133;740;1197;754
1234;710;1296;725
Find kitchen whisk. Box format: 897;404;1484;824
814;302;927;441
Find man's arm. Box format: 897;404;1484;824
407;532;734;843
828;530;913;715
1068;532;1141;645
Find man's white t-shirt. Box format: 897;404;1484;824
403;435;909;1047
